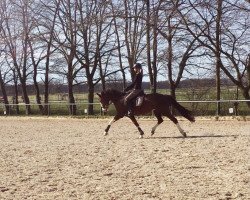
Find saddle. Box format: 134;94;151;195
123;90;145;107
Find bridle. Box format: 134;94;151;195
101;100;112;112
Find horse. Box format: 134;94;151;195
96;89;195;138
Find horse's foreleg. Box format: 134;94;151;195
151;111;163;136
129;116;144;138
104;115;121;136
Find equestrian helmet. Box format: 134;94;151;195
133;63;142;69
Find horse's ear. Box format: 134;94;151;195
96;93;101;97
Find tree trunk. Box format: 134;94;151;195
215;59;221;115
242;88;250;107
245;54;250;107
167;17;175;99
44;60;49;115
146;0;154;93
215;0;222;116
43;0;60;115
0;71;10;114
170;84;176;100
34;79;43;114
99;59;106;91
152;11;158;94
20;78;31;115
13;70;19;114
67;69;76;115
124;0;135;81
111;3;126;89
87;82;94;115
29;39;44;114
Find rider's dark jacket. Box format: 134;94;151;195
124;72;143;92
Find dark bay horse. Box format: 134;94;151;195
97;89;195;138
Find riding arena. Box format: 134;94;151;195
0;116;249;199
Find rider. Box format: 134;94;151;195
124;63;143;117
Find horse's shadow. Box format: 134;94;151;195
146;134;240;139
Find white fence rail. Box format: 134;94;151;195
0;102;101;115
1;99;249;116
178;99;250;103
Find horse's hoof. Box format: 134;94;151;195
151;131;155;136
104;132;108;136
139;135;143;139
181;131;187;137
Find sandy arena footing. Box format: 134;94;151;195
0;117;249;199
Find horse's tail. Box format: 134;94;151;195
170;97;195;122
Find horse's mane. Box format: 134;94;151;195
102;88;125;97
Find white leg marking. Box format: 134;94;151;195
176;123;186;137
108;118;115;125
176;123;183;132
152;124;159;132
104;118;116;136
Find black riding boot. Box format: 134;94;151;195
127;102;134;117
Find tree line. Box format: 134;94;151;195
0;0;249;115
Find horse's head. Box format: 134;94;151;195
96;91;112;112
97;89;125;112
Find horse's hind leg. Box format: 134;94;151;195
151;110;163;136
164;112;187;137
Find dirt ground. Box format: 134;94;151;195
0;116;249;200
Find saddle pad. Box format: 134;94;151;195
136;96;144;107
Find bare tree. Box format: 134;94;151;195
0;52;11;113
76;0;115;115
178;0;250;107
0;1;10;113
110;1;126;89
150;1;160;94
154;1;202;99
38;0;61;114
142;0;160;93
145;0;153;92
53;0;81;115
123;0;146;80
0;0;33;114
